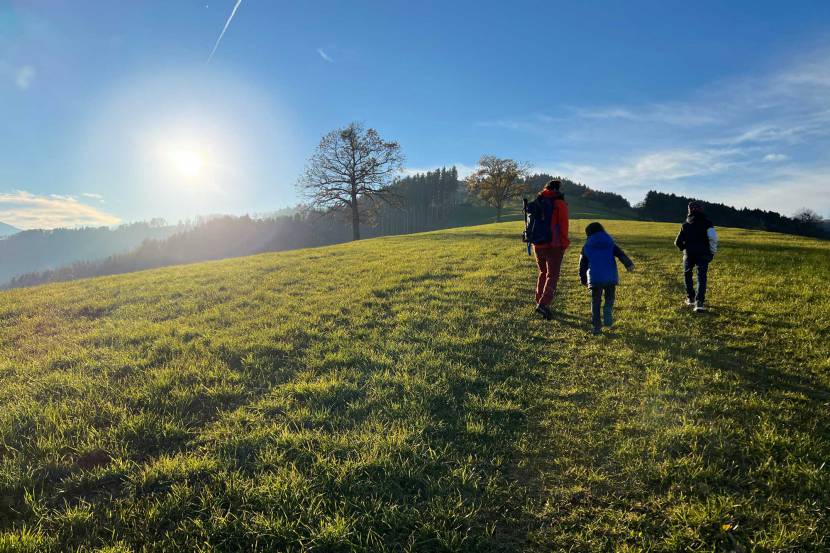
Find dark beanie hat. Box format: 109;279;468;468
688;201;703;214
585;222;604;236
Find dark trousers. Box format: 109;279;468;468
591;285;616;330
684;255;709;304
534;247;564;306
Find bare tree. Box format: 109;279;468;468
794;208;822;225
298;122;404;240
466;156;530;221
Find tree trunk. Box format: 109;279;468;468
351;203;361;241
496;203;502;222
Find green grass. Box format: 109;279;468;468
0;220;828;552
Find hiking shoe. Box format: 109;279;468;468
535;304;552;320
685;298;696;308
591;327;602;335
694;302;707;313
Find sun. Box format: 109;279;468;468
170;148;206;178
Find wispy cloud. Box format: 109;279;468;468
81;192;105;203
475;44;830;214
573;103;718;127
14;65;36;90
317;48;334;63
560;148;745;190
0;191;120;230
207;0;243;63
716;165;830;216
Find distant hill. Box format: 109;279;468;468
0;168;639;289
3;172;824;290
0;221;19;237
0;221;185;286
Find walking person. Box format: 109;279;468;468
531;179;569;320
578;222;635;335
675;201;718;312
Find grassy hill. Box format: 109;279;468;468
0;220;828;551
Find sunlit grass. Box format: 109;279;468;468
0;220;827;551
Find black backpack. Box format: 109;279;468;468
523;196;554;245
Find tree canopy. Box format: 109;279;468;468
465;156;529;221
297;122;404;240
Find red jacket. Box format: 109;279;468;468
533;189;570;250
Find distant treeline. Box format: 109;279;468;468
0;220;183;285
524;174;633;213
636;191;828;238
1;168;463;289
2;171;826;289
4;214;352;289
374;167;462;235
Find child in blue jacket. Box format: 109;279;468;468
578;222;635;335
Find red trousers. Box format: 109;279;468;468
535;247;564;306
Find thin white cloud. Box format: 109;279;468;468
81;192;105;202
317;48;334;63
0;191;120;230
15;65;35;90
717;166;830;217
574;103;718;127
207;0;243;63
560;148;744;189
473;44;830;213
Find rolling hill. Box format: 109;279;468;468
0;220;828;551
0;221;19;237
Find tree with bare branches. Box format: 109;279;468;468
298;122;404;240
466;156;530;221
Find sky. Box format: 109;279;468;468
1;0;829;229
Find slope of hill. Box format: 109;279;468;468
0;221;828;551
0;221;19;237
0;222;185;286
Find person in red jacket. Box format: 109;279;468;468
534;179;570;320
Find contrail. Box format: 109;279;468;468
207;0;243;63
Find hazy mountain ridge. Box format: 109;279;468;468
0;221;19;237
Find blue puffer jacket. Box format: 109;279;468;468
579;231;633;287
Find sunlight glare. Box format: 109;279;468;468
170;148;206;179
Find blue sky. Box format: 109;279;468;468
1;0;829;229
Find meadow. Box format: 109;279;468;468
0;220;828;552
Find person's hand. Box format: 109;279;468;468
626;264;635;273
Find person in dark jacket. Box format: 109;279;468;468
675;201;718;312
579;222;634;335
533;179;570;320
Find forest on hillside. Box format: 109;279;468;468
2;170;826;290
637;191;828;238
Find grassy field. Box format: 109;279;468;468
0;220;828;552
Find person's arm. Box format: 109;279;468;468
558;201;570;249
674;225;686;251
579;247;589;285
707;227;719;256
613;244;635;272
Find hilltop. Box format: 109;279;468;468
1;219;828;551
0;222;19;237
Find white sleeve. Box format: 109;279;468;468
707;227;719;254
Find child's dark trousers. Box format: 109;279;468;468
591;285;616;331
